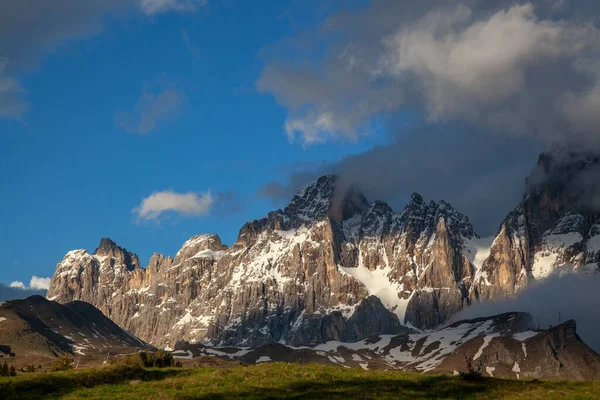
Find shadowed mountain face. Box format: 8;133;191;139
46;153;600;349
173;312;600;381
0;296;152;360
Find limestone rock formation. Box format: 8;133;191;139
47;175;479;348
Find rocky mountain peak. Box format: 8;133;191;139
535;150;600;174
526;151;600;208
408;192;425;205
174;234;228;262
284;174;369;225
93;237;140;271
400;193;476;243
94;237;120;255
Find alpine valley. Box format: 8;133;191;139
34;151;600;379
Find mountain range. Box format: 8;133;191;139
45;152;600;351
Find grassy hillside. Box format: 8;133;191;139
0;363;599;400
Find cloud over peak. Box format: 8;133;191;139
0;59;27;119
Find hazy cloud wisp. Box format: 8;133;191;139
0;59;28;119
115;85;187;134
139;0;207;16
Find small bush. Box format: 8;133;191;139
49;356;74;372
119;354;144;368
21;365;36;373
1;361;9;377
0;361;15;377
137;351;176;369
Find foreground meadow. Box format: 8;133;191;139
0;363;599;400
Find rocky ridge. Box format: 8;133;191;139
172;312;600;381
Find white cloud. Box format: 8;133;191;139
115;85;187;134
8;276;51;291
134;190;214;221
9;281;25;289
377;3;598;131
139;0;207;15
29;276;52;291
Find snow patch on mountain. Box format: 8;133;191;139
532;231;584;279
464;236;494;270
339;251;411;322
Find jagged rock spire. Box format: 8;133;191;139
93;237;140;271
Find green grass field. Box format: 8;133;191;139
0;363;599;400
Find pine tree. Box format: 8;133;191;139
9;366;16;377
1;360;8;377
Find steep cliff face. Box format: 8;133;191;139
475;152;600;299
47;175;479;348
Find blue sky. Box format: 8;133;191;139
0;0;386;286
2;0;600;290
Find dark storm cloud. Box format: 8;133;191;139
258;0;600;146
